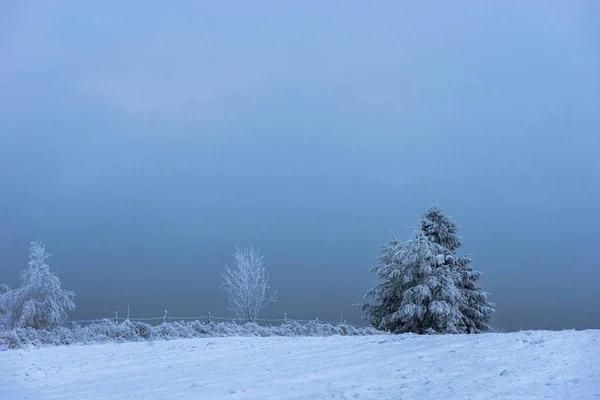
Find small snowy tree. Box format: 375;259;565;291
2;240;75;330
220;246;277;323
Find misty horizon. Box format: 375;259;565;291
1;2;599;332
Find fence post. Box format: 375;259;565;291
284;312;287;323
163;309;168;324
127;305;130;321
339;313;343;325
114;310;118;324
207;312;211;323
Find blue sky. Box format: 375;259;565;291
1;1;599;330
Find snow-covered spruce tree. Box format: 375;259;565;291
357;230;464;334
419;205;462;252
453;254;495;333
2;240;75;329
419;205;495;333
357;206;494;334
219;246;277;323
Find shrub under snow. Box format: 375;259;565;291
0;319;382;349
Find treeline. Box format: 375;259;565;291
0;204;495;348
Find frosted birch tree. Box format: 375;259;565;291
1;240;75;329
220;246;277;323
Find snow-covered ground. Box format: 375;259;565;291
1;329;598;399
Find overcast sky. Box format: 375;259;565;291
1;1;599;331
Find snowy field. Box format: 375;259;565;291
1;329;598;400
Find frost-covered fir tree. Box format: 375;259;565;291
357;205;494;334
2;240;75;329
419;205;462;252
357;230;465;334
454;254;495;333
418;205;494;333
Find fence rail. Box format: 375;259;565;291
68;313;369;329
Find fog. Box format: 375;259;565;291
1;2;599;331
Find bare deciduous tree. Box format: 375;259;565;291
219;246;277;323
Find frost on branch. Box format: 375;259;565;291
2;240;75;330
220;246;277;323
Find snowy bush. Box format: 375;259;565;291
356;205;494;334
1;241;75;330
0;330;22;349
0;319;382;349
80;319;128;342
135;321;153;339
220;246;277;323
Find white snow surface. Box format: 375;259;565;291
1;330;598;399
